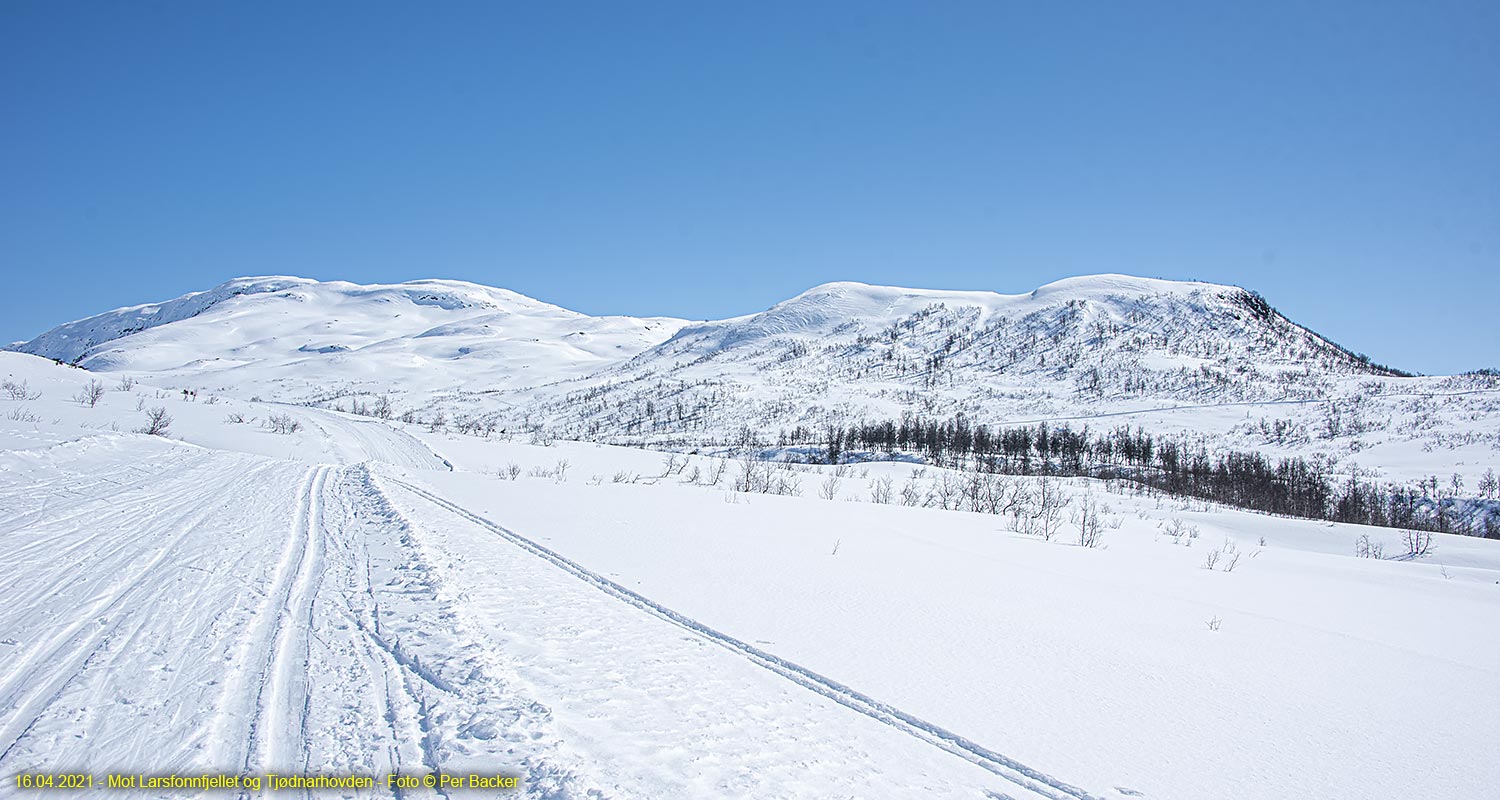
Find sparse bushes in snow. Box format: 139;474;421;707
6;407;41;423
1203;539;1241;571
267;413;303;434
659;454;687;478
1355;534;1384;559
224;412;249;424
529;428;555;447
1161;518;1200;546
733;458;802;496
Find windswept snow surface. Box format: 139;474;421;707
3;351;1498;799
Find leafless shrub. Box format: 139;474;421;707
1203;538;1242;571
74;379;106;408
1355;534;1384;559
1014;475;1070;540
1162;518;1200;546
554;459;570;483
899;473;926;507
705;458;728;486
659;454;687;478
611;470;634;483
6;407;41;423
1077;491;1105;548
267;413;303;434
819;475;841;500
870;475;894;504
1403;528;1434;558
2;379;40;401
504;463;522;481
224;412;248;424
137;406;172;436
1206;616;1222;632
116;376;136;392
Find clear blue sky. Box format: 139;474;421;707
2;2;1496;374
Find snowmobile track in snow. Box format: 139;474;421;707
381;474;1107;800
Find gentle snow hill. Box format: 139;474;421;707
9;276;687;404
0;352;448;468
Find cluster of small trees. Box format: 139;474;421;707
786;415;1499;539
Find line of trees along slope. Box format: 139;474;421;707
779;416;1499;539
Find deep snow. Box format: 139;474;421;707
1;350;1497;799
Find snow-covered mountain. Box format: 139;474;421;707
10;276;687;401
12;273;1499;486
528;274;1404;435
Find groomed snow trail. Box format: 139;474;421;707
0;441;598;798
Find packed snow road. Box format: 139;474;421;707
0;436;1098;799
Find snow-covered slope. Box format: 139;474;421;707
10;276;687;404
12;274;1499;489
511;277;1498;488
534;275;1397;432
3;355;1496;799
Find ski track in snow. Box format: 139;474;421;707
238;464;331;782
0;418;1130;798
379;473;1108;800
0;444;607;799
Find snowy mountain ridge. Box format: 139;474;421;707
11;273;1499;486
